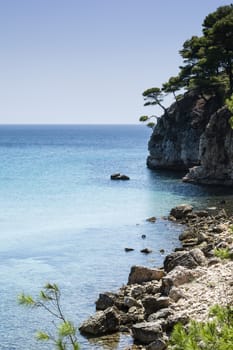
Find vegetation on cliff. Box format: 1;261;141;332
140;4;233;128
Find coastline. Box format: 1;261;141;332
79;204;233;349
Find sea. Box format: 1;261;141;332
0;124;232;350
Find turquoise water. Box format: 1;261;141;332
0;124;232;349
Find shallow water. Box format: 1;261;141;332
0;124;232;349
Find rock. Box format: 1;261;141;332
146;216;157;223
147;308;173;322
128;266;165;285
142;296;171;316
140;248;152;254
110;173;130;180
79;306;120;336
124;296;141;308
170;204;193;219
131;321;163;344
147;92;213;171
130;285;146;299
147;338;167;350
168;287;185;302
166;313;190;331
95;292;117;310
194;210;209;217
125;247;135;252
161;266;204;295
110;173;120;179
163;248;206;272
183;106;233;186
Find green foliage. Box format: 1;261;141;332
18;283;79;350
168;305;233;350
213;247;233;260
139;115;157;129
141;4;233;125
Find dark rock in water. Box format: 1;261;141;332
79;306;120;336
170;204;193;219
124;247;134;252
160;249;165;254
141;234;146;239
140;248;152;254
110;173;130;180
146;216;157;223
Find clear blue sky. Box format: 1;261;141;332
0;0;230;124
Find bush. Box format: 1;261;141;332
168;304;233;350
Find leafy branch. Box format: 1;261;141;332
18;283;79;350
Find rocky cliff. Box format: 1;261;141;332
147;92;233;186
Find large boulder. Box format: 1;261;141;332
79;307;120;336
142;296;171;316
163;248;207;272
131;321;163;344
161;266;204;295
170;204;193;219
128;265;165;284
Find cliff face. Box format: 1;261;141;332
183;106;233;185
147;92;233;185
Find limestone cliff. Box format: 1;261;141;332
147;92;233;185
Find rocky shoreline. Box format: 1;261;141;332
79;204;233;349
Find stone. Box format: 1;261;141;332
169;287;185;302
79;306;120;335
147;338;167;350
130;285;145;299
131;321;163;344
140;248;152;254
125;247;134;252
161;266;203;295
110;173;130;180
147;308;173;322
128;266;165;285
146;216;157;223
95;292;117;310
163;248;206;272
124;296;141;308
170;204;193;219
142;296;171;316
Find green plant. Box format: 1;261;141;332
213;247;233;260
18;283;79;350
168;304;233;350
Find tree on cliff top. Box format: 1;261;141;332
140;4;233;125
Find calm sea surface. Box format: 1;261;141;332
0;124;233;349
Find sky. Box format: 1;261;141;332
0;0;231;124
